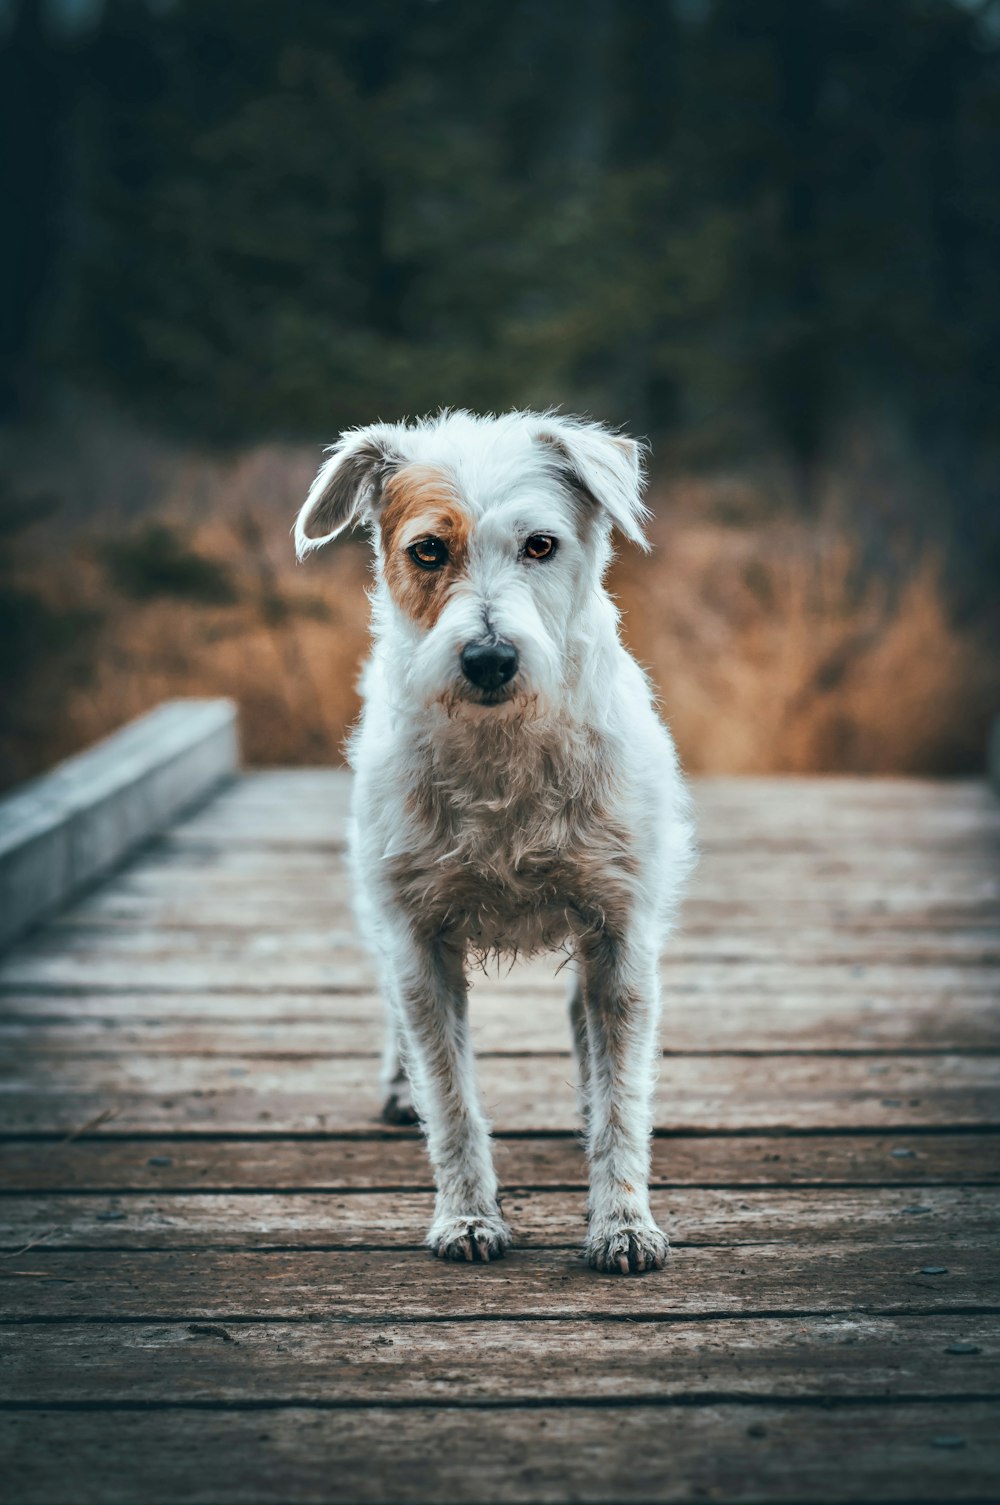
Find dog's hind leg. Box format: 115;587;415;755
567;963;591;1130
389;929;510;1263
380;1011;418;1125
577;930;668;1275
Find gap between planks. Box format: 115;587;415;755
3;1186;996;1252
2;1053;997;1133
3;1133;995;1191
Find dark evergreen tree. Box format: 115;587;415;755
1;0;996;562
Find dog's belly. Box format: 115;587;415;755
451;876;577;956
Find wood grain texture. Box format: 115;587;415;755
2;770;999;1505
2;1404;998;1505
2;1243;995;1321
3;1186;995;1252
1;1052;996;1133
4;1133;994;1193
3;987;999;1051
2;1315;995;1404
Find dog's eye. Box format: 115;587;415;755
524;534;557;561
408;538;449;571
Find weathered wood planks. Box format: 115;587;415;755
4;1404;998;1505
1;770;998;1505
3;988;999;1050
4;1133;994;1192
1;1051;996;1133
1;1186;997;1252
2;1314;995;1404
2;1244;995;1321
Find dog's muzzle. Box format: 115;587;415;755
460;639;519;693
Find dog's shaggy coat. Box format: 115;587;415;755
296;410;694;1274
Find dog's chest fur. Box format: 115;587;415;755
383;715;638;956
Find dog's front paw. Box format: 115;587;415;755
586;1219;669;1275
428;1209;511;1264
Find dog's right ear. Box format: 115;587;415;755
295;425;402;560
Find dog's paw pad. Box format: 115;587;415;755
587;1222;669;1275
429;1212;511;1264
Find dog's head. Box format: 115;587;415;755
294;411;649;715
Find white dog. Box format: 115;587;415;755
295;410;694;1274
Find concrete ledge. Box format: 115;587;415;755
0;698;239;950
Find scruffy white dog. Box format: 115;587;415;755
295;410;694;1275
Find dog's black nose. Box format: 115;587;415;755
460;640;519;691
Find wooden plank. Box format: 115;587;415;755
1;1054;996;1134
3;1403;998;1505
1;1244;995;1322
44;896;1000;933
1;1315;994;1405
1;1187;996;1252
172;771;1000;837
4;1134;993;1193
218;770;992;806
97;846;1000;887
3;769;997;1505
3;986;999;1052
4;954;997;995
11;923;999;964
0;699;238;951
161;815;999;854
7;975;996;1019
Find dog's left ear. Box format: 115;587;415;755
295;424;402;560
536;417;651;550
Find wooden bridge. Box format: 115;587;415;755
1;707;999;1502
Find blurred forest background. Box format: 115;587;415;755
1;0;998;788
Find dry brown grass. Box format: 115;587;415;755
2;423;996;785
613;505;997;774
8;521;370;775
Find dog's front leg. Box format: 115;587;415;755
390;929;511;1263
578;930;668;1275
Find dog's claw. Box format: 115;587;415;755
587;1221;669;1276
428;1211;511;1265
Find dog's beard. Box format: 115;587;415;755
406;607;564;721
459;684;515;708
437;680;541;720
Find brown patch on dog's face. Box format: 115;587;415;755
380;464;471;627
